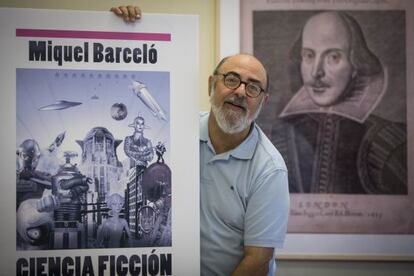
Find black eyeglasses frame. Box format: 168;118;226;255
214;72;266;98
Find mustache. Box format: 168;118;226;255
308;79;330;88
225;95;248;109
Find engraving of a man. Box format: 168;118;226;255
271;11;407;194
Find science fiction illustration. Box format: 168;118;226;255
16;68;171;250
130;80;168;122
38;100;82;111
111;102;128;121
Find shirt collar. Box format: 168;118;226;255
199;112;258;160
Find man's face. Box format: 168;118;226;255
209;55;267;134
301;12;355;107
135;118;145;133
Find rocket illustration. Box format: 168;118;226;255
129;80;168;122
47;131;66;152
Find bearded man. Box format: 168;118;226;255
200;54;289;276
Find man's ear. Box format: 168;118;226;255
208;75;214;96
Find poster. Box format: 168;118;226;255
236;0;414;258
0;8;199;275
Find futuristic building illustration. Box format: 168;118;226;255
76;127;123;201
125;166;144;238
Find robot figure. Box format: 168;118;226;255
16;139;52;209
124;116;154;170
38;151;91;249
155;142;166;164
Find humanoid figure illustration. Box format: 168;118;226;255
124;116;154;169
155;141;166;164
16;139;52;209
17;133;66;209
96;193;131;248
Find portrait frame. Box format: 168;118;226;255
218;0;414;260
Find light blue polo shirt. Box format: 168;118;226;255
199;112;289;276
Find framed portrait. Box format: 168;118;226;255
219;0;414;260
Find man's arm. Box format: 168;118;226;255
238;168;289;276
232;246;274;276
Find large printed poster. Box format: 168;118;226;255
0;8;199;275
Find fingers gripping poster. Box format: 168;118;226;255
0;8;199;275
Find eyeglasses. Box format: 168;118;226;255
215;72;265;98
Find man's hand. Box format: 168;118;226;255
110;6;141;22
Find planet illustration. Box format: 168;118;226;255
111;103;128;120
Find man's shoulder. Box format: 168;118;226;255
254;124;287;172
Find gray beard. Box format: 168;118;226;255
210;88;264;134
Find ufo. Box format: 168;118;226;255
39;100;82;111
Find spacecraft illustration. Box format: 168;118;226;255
129;80;167;122
47;131;66;152
39;100;82;111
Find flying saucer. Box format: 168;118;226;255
39;100;82;111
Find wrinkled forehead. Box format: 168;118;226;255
220;55;267;86
302;12;351;52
